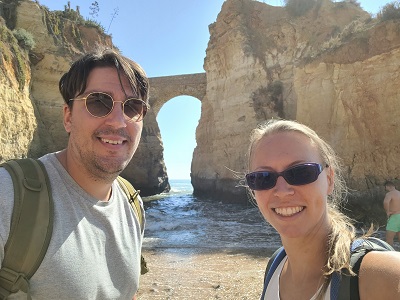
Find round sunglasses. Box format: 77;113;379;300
68;92;149;122
245;163;326;191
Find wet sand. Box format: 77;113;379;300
137;248;272;300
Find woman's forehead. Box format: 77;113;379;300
253;131;321;161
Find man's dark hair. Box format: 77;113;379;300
59;47;149;107
384;181;395;187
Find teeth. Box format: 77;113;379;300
275;206;304;217
102;138;123;145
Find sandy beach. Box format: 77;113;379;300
138;180;278;299
137;248;272;300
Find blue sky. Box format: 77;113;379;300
38;0;392;179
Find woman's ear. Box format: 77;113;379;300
326;166;334;195
63;104;72;133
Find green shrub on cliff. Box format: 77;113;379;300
0;24;14;68
11;43;26;91
284;0;316;17
377;1;400;21
71;24;83;51
0;24;28;91
43;5;105;44
347;0;360;7
84;19;105;32
12;28;36;51
58;7;85;24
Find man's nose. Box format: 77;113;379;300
105;101;127;127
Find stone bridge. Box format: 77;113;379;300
126;72;206;195
149;73;207;114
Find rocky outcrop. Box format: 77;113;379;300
0;25;35;162
192;0;399;223
0;0;169;195
2;0;400;223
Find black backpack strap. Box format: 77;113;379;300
335;237;394;300
0;159;53;299
116;176;148;275
260;247;286;299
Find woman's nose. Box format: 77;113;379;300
273;175;294;197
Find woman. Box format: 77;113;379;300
245;119;400;300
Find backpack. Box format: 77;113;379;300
0;158;148;300
261;237;394;300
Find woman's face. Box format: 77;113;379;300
249;131;334;240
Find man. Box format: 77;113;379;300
0;48;149;299
383;181;400;247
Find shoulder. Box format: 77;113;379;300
384;191;393;198
0;165;12;181
0;165;14;205
0;166;15;256
38;152;58;168
358;251;400;299
383;192;393;203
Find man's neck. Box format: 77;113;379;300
56;150;114;201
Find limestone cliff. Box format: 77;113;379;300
2;0;400;224
0;0;169;195
0;19;36;162
192;0;399;223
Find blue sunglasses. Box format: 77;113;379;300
245;163;325;191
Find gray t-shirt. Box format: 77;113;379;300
0;153;144;299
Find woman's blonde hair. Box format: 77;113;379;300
247;119;356;297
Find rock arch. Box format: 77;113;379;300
148;73;206;115
122;72;206;195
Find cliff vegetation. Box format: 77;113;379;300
2;0;400;225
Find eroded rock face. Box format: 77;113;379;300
192;0;399;220
2;0;400;216
0;0;169;195
0;41;35;161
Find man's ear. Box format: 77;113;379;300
63;104;72;133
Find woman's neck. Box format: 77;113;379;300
278;221;331;299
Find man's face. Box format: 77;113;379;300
385;185;393;192
63;66;143;180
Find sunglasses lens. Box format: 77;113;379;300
246;172;276;190
284;164;320;186
124;99;147;121
85;93;113;117
246;163;323;190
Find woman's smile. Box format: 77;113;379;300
274;206;304;217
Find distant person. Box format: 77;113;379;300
383;181;400;247
245;119;400;299
0;47;149;299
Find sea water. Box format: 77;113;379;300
142;179;282;250
142;180;397;254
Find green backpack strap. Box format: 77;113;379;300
116;176;149;275
0;159;53;299
116;176;144;233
